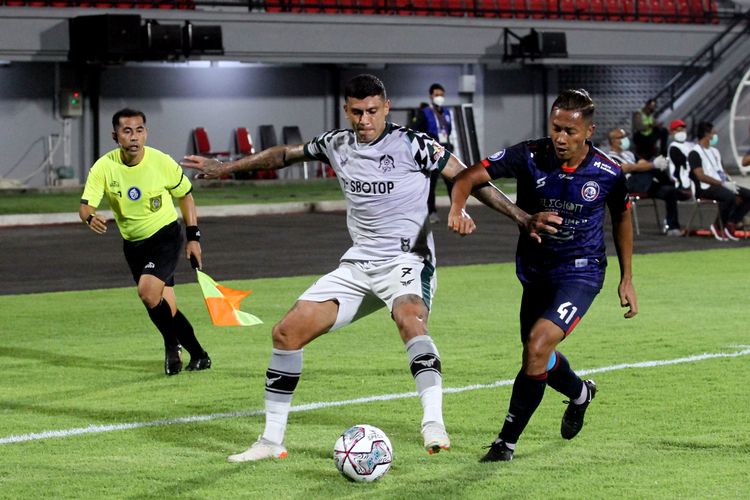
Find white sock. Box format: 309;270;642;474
420;385;444;427
262;399;291;445
572;382;589;405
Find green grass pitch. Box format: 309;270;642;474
1;249;749;498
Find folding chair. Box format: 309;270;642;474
683;197;723;237
629;192;662;236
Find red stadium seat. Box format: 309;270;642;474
637;0;651;20
587;0;607;20
605;0;622;19
234;127;256;158
688;0;704;21
527;0;547;18
622;0;636;20
192;127;230;160
559;0;576;18
475;0;497;16
495;0;513;16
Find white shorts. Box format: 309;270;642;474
298;253;437;332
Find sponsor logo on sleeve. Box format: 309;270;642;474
489;149;506;161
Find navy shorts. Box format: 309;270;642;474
123;221;182;286
519;280;600;343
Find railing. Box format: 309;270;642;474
0;0;726;24
653;9;750;116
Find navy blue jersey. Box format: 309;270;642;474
482;137;629;287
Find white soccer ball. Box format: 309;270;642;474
333;424;393;482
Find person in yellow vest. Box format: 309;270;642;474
632;99;669;160
79;108;211;375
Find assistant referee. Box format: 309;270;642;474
79;108;210;375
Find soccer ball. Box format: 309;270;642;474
333;424;393;482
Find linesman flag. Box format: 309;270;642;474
196;270;263;327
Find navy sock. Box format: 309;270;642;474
546;351;583;400
499;370;547;445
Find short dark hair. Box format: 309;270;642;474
112;108;146;130
551;89;595;122
344;74;387;101
696;120;714;139
429;83;445;94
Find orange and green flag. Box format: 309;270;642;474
196;270;263;327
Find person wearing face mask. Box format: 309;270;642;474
688;120;750;241
606;127;683;236
414;83;454;223
666;119;694;199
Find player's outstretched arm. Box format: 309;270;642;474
611;206;638;319
444;157;561;241
182;144;308;179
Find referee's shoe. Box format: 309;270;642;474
165;345;183;375
561;379;597;439
187;351;212;371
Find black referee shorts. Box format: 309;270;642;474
123;221;182;286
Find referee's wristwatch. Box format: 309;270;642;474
85;213;95;225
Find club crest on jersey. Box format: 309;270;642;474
489;149;506;161
378;154;395;173
149;195;162;212
401;238;411;252
127;187;141;201
581;181;600;202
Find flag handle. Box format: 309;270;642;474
190;255;200;270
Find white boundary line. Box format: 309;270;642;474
2;347;749;445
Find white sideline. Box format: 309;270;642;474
2;347;749;445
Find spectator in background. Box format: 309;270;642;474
414;83;454;224
688;121;750;241
632;99;669;159
666;119;694;200
606;127;683;236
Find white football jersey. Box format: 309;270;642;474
304;122;450;262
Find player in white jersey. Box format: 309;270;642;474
182;74;558;463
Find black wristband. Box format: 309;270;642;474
86;213;95;225
186;226;201;242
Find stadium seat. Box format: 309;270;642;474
658;0;678;22
257;125;278;179
622;0;636;20
559;0;576;19
231;127;255;180
495;0;514;17
588;0;607;20
687;0;704;22
192;127;230;161
605;0;622;19
637;0;651;20
234;127;256;158
676;0;691;21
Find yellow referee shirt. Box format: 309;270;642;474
81;146;193;241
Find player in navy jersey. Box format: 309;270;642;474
447;88;638;462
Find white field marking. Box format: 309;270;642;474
2;347;749;445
